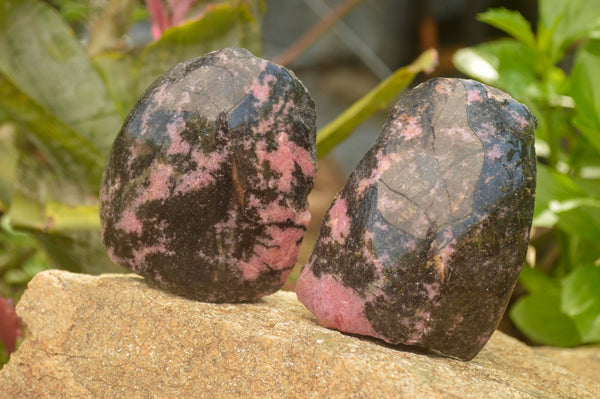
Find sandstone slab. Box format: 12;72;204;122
1;270;598;398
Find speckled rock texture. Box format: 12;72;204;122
1;271;598;399
100;47;316;302
296;78;537;361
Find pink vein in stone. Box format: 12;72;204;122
258;226;304;270
296;267;380;338
111;161;173;239
477;122;498;140
258;199;297;224
166;117;189;155
443;126;478;143
390;115;422;141
362;230;389;276
327;197;350;244
132;244;169;271
251;74;275;103
174;150;226;194
106;246;129;267
406;310;431;345
240;224;305;282
144;161;173;202
467;88;482;103
114;209;143;235
256;131;315;192
239;255;264;281
423;282;440;300
357;149;398;194
487;144;503;159
434;80;453;95
509;109;530;129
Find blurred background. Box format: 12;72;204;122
263;0;536;175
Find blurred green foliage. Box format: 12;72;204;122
454;0;600;346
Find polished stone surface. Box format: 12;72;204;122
297;78;537;360
100;48;316;302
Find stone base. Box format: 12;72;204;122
0;270;598;398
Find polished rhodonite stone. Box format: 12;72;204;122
100;47;316;302
296;78;536;360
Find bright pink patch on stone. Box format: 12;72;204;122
357;150;388;194
297;209;311;227
239;255;264;281
327;197;350;244
114;209;143;235
509;109;530;129
467;89;482;103
144;162;173;201
296;267;379;337
174;151;225;194
166;118;189;155
398;115;422;141
240;225;304;281
257;226;304;270
256;132;315;192
257;200;296;223
251;74;275;103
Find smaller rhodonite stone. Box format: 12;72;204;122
296;78;536;360
100;47;316;302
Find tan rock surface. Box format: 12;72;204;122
1;270;598;398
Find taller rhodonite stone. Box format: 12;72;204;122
296;78;536;360
100;47;316;302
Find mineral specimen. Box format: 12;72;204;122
100;47;317;302
296;78;536;360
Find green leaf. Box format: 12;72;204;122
518;265;559;294
561;264;600;343
510;288;581;346
533;164;586;227
0;75;105;194
477;8;536;47
136;1;263;96
572;39;600;153
0;0;121;155
533;169;600;239
539;0;600;62
551;198;600;242
452;39;538;102
316;49;438;159
92;52;138;120
6;156;125;275
0;124;18;212
531;164;600;240
567;235;600;268
572;176;600;198
29;228;125;275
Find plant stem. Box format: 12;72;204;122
273;0;365;67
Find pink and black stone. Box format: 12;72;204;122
296;78;536;360
100;47;316;302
